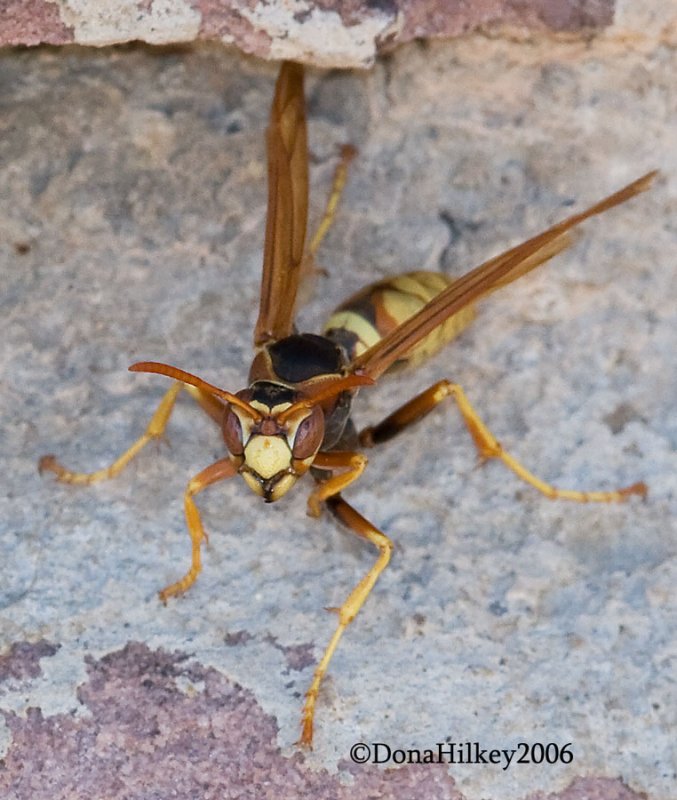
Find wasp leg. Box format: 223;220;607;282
299;494;392;748
306;449;367;517
39;383;223;485
307;144;357;258
159;457;237;603
359;380;647;503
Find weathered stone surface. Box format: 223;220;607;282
0;0;666;67
0;36;675;800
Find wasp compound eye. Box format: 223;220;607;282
292;405;324;459
222;407;244;455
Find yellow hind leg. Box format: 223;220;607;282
39;382;223;485
359;379;646;503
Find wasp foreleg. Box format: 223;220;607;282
39;383;224;485
39;382;184;485
299;494;392;748
359;380;647;502
158;457;237;603
307;449;367;517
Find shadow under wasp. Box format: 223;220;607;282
40;61;656;747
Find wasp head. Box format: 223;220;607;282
223;382;324;502
128;362;374;504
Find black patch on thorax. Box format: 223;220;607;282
268;333;346;383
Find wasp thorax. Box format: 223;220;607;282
221;382;325;503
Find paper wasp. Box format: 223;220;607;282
40;61;655;747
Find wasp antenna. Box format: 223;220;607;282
129;361;263;420
278;374;374;423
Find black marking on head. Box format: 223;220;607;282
250;381;298;409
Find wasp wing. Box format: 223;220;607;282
254;61;309;347
351;171;657;380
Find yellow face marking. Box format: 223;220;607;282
249;399;292;417
240;462;299;501
241;470;265;498
244;435;292;479
269;473;298;501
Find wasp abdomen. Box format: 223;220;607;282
324;271;476;369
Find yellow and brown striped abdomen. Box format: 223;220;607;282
323;271;476;370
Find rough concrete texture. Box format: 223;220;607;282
1;0;673;67
0;642;652;799
0;35;675;800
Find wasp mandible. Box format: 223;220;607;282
40;62;655;747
